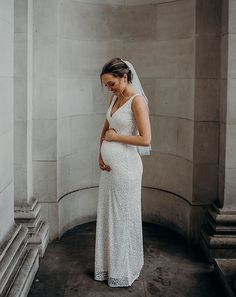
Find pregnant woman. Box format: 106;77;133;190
94;57;152;287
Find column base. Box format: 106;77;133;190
200;202;236;261
200;203;236;297
214;259;236;297
14;198;49;257
0;223;39;297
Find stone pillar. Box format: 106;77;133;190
200;0;236;261
32;0;59;241
0;1;39;296
14;0;33;206
190;0;222;244
14;0;49;257
0;0;14;245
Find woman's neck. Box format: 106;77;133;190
117;85;136;101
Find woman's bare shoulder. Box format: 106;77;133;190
131;95;148;111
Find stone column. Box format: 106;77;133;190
200;0;236;261
32;0;59;241
191;0;222;243
14;0;49;258
14;0;33;206
0;1;39;296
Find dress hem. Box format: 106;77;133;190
94;263;144;288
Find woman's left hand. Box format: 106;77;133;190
103;128;118;142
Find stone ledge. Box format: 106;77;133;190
200;233;236;262
201;228;236;247
0;225;29;290
211;204;236;216
5;247;39;297
14;199;49;258
0;224;22;262
214;258;236;297
208;215;236;233
200;203;236;261
209;204;236;223
15;215;41;230
28;221;49;257
14;198;38;212
15;202;41;220
0;224;40;297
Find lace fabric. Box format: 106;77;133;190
94;94;144;288
94;267;143;287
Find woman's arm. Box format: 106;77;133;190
99;119;109;158
107;95;151;146
99;95;113;158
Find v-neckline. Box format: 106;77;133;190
109;94;136;118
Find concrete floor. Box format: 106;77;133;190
28;222;225;297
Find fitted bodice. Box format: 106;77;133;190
106;94;141;135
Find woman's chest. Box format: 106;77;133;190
107;110;137;133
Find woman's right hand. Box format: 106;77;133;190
99;155;111;171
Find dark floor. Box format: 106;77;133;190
28;222;225;297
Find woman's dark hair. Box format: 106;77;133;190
100;57;133;86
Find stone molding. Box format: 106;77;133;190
200;203;236;261
0;224;39;297
14;198;49;257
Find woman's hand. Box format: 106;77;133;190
98;155;111;171
103;128;118;142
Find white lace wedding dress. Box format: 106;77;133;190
94;93;144;287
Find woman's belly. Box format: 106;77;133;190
100;140;142;174
101;140;127;167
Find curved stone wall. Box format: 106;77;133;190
56;0;198;242
33;0;221;243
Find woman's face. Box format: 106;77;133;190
101;73;127;96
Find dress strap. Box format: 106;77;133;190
109;95;117;108
109;93;141;114
129;93;141;102
130;93;148;107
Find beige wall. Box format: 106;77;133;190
193;0;221;204
219;0;236;210
32;0;58;239
31;0;223;243
0;0;14;242
14;0;34;205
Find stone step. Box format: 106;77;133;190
200;228;236;260
5;247;39;297
214;258;236;297
0;247;30;297
14;199;50;258
0;225;29;293
207;216;236;234
200;203;236;262
15;202;41;220
208;206;236;224
0;224;22;262
14;198;38;212
15;214;41;230
28;221;49;257
29;221;49;243
201;227;236;247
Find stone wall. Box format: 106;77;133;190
219;0;236;210
0;0;14;243
31;0;223;244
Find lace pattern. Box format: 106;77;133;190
94;94;144;288
94;268;142;287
